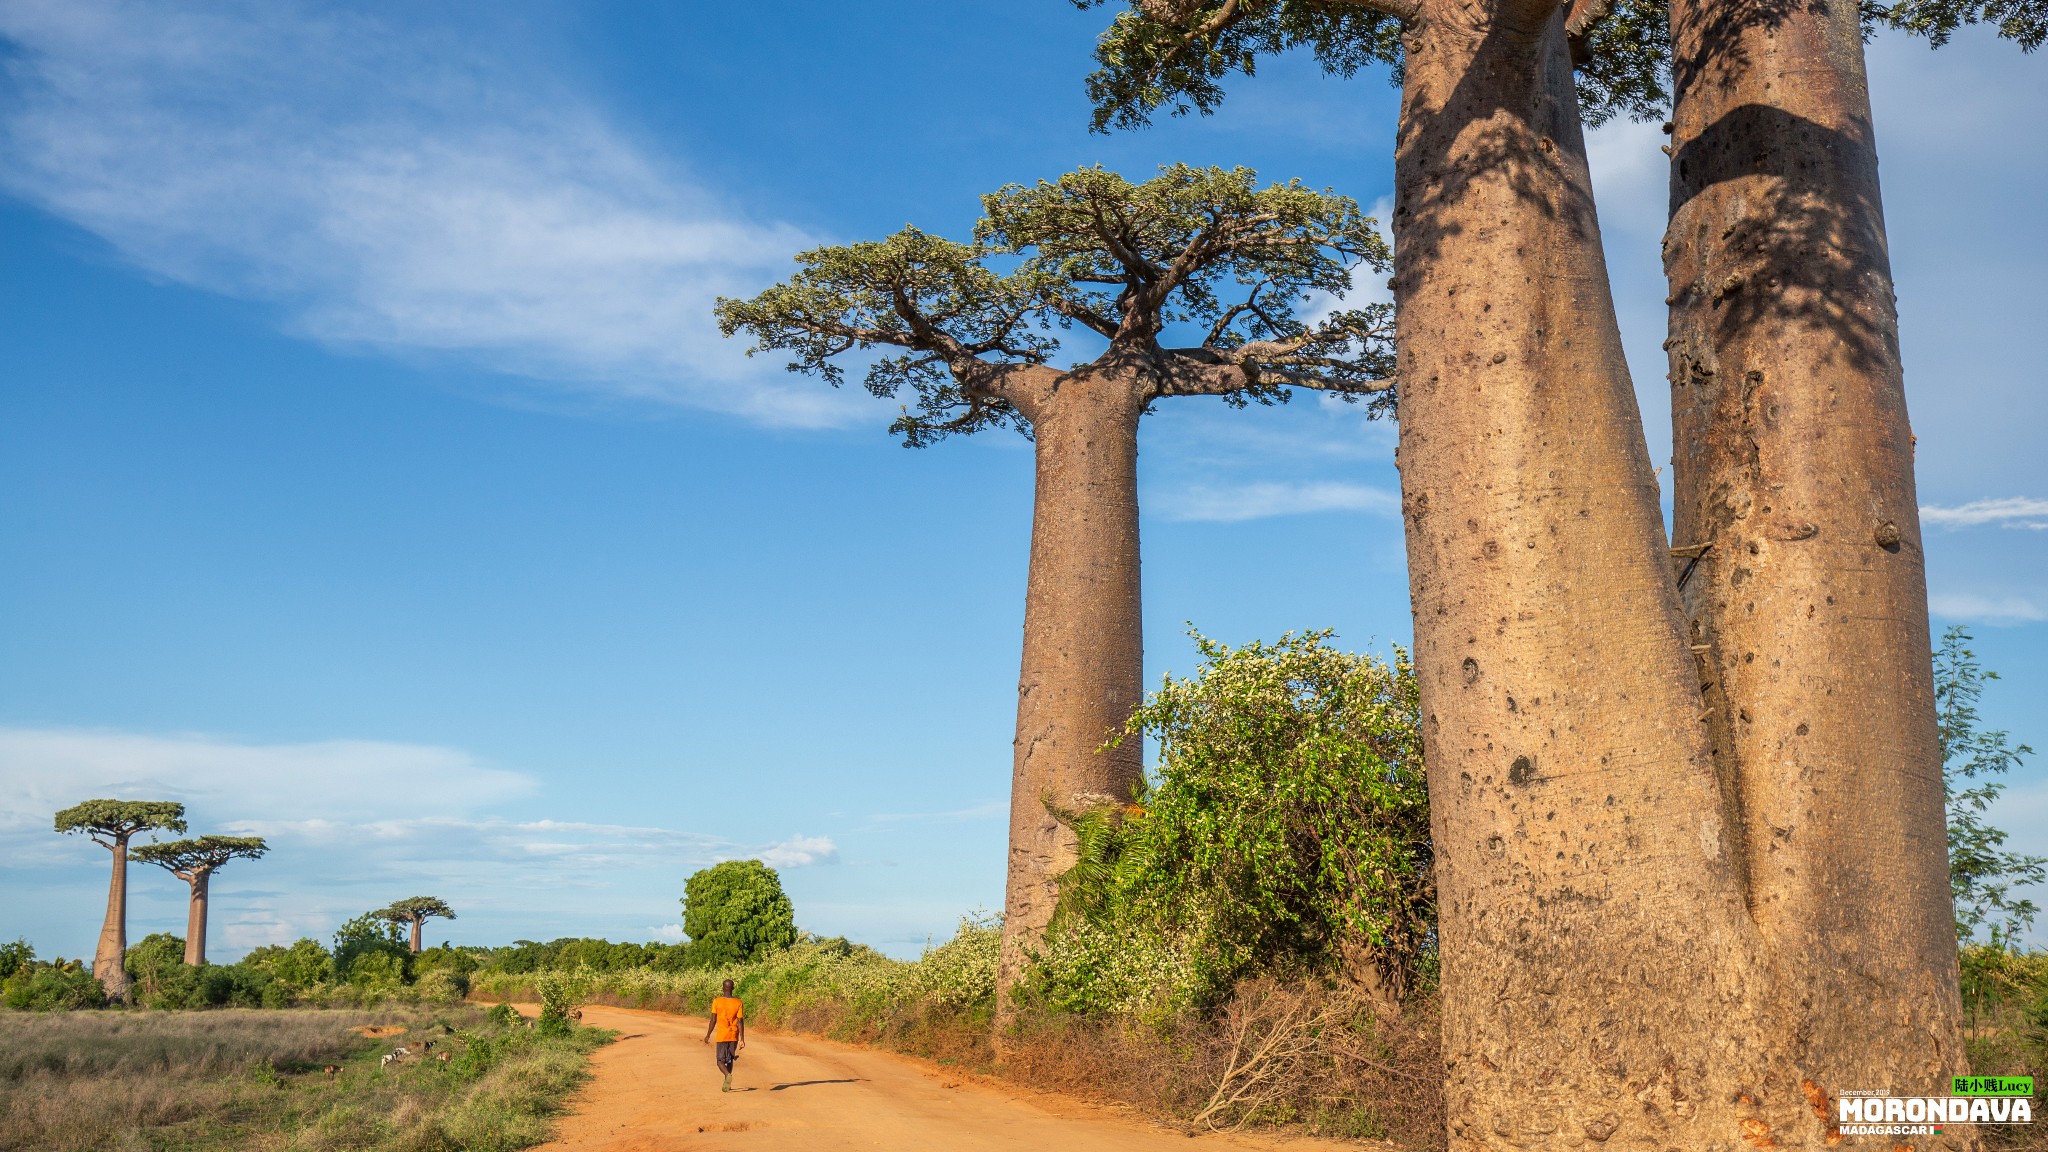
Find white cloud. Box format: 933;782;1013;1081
647;922;686;944
0;726;534;849
1928;593;2047;624
1153;480;1399;523
757;834;838;869
1921;497;2048;530
0;0;849;425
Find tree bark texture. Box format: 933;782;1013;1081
94;835;132;1000
410;917;424;955
1393;6;1768;1146
996;371;1148;1007
1666;0;1969;1123
183;871;210;967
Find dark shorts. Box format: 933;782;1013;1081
715;1040;738;1073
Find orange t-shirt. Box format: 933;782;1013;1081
710;996;744;1042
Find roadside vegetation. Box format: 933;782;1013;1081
0;1004;609;1152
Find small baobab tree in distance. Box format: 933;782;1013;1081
131;835;269;966
54;799;187;1001
716;164;1394;1006
377;896;457;954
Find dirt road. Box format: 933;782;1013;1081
532;1004;1369;1152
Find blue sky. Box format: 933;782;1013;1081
2;0;2043;960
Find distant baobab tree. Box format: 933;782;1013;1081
54;799;187;1001
377;896;457;954
717;164;1395;1007
132;836;269;966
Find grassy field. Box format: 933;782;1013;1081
0;1005;611;1152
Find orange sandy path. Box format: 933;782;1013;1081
530;1004;1379;1152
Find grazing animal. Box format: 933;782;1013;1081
421;1039;434;1050
393;1046;411;1057
380;1054;396;1068
322;1065;340;1076
569;1009;582;1021
436;1051;452;1064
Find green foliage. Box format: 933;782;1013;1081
1028;630;1432;1014
52;799;186;846
681;860;799;968
0;939;32;980
716;164;1395;448
377;895;457;934
1070;0;2036;139
240;937;335;989
124;933;188;998
1871;0;2047;49
534;969;588;1035
484;1001;521;1028
130;835;268;876
1938;627;2046;945
333;912;412;985
1;957;104;1010
480;937;689;975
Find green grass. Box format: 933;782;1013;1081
0;1005;612;1152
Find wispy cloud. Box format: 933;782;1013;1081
1921;497;2048;530
1153;481;1399;523
0;0;847;425
1929;593;2047;624
757;835;838;869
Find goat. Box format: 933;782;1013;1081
392;1046;412;1058
436;1051;453;1064
421;1039;435;1050
322;1065;341;1076
380;1054;396;1068
569;1008;583;1021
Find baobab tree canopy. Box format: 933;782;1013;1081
379;896;456;927
132;836;268;876
53;799;187;844
715;163;1396;448
1072;0;2042;135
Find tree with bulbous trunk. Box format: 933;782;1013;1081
1077;2;1791;1146
131;836;268;967
376;896;457;954
717;164;1396;1011
54;799;186;1002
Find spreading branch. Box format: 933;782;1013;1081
55;800;187;852
132;836;268;881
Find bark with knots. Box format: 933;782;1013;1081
1664;0;1971;1138
716;164;1396;1022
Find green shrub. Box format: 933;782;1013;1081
1;959;104;1010
332;912;411;984
534;969;587;1035
0;939;33;980
1029;630;1432;1012
241;937;334;989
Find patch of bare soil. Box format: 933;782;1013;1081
536;1005;1396;1152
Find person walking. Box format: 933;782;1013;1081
701;979;746;1091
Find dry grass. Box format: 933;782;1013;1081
0;1005;609;1152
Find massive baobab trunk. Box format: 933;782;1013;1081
94;835;134;999
1665;0;1969;1115
183;871;211;966
996;368;1147;1003
1393;5;1764;1144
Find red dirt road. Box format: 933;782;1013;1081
532;1004;1372;1152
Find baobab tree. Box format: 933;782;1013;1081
1072;2;1846;1147
377;896;456;954
717;164;1396;1002
1660;0;2047;1127
131;836;268;967
54;799;186;1001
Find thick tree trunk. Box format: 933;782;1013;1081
93;834;132;1000
995;371;1147;1012
1666;0;1969;1124
183;871;210;967
1393;6;1764;1146
410;918;423;955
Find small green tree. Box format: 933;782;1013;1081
376;896;457;954
54;799;186;1001
131;835;268;966
681;860;798;968
1937;626;2046;945
242;938;334;989
1032;630;1430;1014
333;912;410;985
